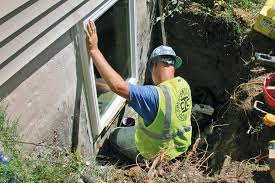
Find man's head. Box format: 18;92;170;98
148;45;182;85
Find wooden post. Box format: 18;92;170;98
158;0;167;45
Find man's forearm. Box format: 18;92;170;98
89;49;129;99
85;21;129;99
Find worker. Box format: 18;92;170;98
85;20;192;160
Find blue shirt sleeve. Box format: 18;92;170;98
128;84;159;126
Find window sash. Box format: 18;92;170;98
79;0;137;139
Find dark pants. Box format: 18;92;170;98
109;126;139;161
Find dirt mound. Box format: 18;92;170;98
207;71;275;182
116;163;204;183
100;1;275;182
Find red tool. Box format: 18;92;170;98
263;73;275;110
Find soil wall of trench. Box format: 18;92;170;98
149;2;275;175
154;10;272;102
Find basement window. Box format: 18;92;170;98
82;0;137;136
94;0;131;116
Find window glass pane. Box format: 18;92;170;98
94;0;130;116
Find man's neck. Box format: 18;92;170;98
159;75;174;84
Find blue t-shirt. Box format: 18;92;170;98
128;84;159;126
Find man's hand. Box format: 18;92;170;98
85;20;98;55
84;20;129;100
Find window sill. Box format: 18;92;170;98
98;77;138;134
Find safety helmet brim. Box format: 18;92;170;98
148;55;182;69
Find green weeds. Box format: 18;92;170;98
0;105;116;182
163;0;265;37
225;0;265;13
222;0;265;36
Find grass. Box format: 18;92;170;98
225;0;265;13
222;0;266;36
172;0;266;37
222;7;249;36
0;104;117;182
161;0;266;38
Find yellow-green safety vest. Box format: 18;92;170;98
135;77;192;160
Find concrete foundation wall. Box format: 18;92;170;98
1;0;155;154
3;31;93;154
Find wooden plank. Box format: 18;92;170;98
0;0;62;43
0;0;28;18
0;0;104;86
74;22;100;138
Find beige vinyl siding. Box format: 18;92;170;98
0;0;105;86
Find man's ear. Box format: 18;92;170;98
144;64;153;85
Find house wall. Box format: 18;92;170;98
0;0;155;154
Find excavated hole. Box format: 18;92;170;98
162;5;275;181
97;3;275;182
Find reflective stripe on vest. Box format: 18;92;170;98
140;85;192;140
161;85;171;135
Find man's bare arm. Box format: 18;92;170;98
85;20;129;99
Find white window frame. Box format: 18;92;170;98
77;0;137;139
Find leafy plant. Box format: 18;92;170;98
0;105;116;182
225;0;265;13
